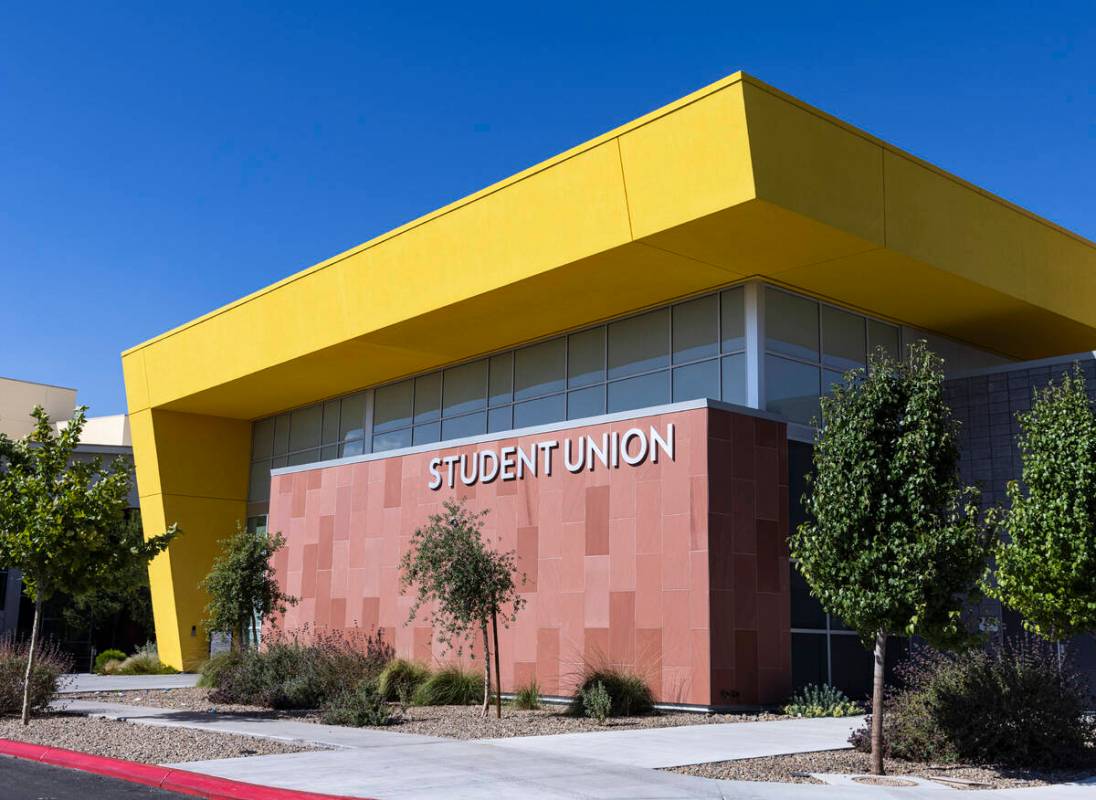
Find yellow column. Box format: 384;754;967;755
129;408;251;671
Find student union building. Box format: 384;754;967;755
123;73;1096;707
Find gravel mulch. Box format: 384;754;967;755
0;713;320;764
66;688;787;739
668;748;1096;789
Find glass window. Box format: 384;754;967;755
673;295;718;364
721;286;746;352
721;353;747;406
672;360;720;402
442;412;486;440
567;386;604;420
321;443;338;461
414;373;441;423
765;355;820;424
248;460;272;503
821;305;865;371
608;308;669;379
514;338;566;400
868;319;901;361
413;422;440;446
289;405;322;453
823;369;848;396
514;394;565;428
791;633;829;692
251;418;275;460
373;428;411;452
790;566;827;629
273;413;290;456
339;393;366;443
488;405;512;433
374;380;413;433
443;360;487;417
340;439;365;458
830;635;873;700
322;399;340;444
766;288;819;361
568;328;604;387
607;371;670;413
488;353;513;407
287;447;321;467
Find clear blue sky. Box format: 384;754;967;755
1;2;1092;416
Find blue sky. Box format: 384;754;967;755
1;2;1092;416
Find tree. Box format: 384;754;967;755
0;407;178;724
988;366;1096;643
200;523;296;649
399;500;525;718
790;342;991;775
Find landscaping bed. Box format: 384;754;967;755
67;687;786;738
0;712;320;764
667;749;1096;789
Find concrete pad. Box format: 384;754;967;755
171;744;728;799
59;673;199;693
479;715;865;768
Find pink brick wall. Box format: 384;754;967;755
267;404;790;707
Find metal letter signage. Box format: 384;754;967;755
427;424;674;490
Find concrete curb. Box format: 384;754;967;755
0;738;371;800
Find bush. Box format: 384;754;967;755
0;635;72;715
512;680;540;710
208;626;394;709
321;681;394;727
850;640;1096;768
569;668;654;717
94;649;127;675
377;659;431;702
413;666;482;706
582;681;611;723
197;652;240;688
104;643;179;675
784;684;862;718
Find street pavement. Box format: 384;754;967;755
1;756;190;800
59;673;200;693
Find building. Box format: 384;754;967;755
0;377;139;663
122;73;1096;706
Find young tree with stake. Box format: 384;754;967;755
791;343;991;775
399;500;524;718
988;367;1096;645
0;407;178;724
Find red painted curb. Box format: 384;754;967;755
0;738;372;800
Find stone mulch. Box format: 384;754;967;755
0;713;321;764
66;687;786;739
667;748;1096;789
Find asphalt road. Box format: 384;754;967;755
0;757;191;800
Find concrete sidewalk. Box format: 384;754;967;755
60;673;200;693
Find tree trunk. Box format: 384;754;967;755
492;607;502;719
870;629;887;776
480;621;491;718
21;599;42;726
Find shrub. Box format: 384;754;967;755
850;641;1096;768
321;681;394;727
197;652;240;688
94;649;127;675
377;659;431;702
105;642;179;675
413;665;482;706
0;635;72;714
582;681;611;723
208;626;394;709
784;684;862;718
569;668;653;717
512;680;540;710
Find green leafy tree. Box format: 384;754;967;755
0;407;178;724
200;523;296;650
399;500;525;718
791;343;991;775
988;367;1096;642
